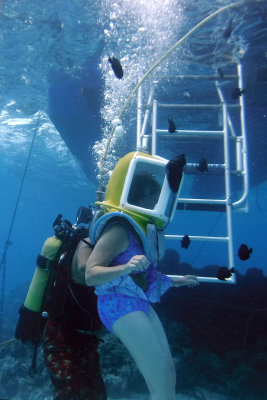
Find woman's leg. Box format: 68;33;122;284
112;306;176;400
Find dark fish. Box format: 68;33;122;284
217;67;224;78
168;117;177;133
238;244;253;261
216;267;235;281
108;56;123;79
166;154;186;193
232;87;246;100
197;158;208;172
181;235;190;249
223;19;233;39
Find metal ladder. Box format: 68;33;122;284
136;62;249;283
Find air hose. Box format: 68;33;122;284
97;0;245;189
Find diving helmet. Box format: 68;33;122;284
97;151;185;228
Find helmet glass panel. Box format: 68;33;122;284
127;162;164;210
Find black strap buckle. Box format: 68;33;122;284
36;254;56;270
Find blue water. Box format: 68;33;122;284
0;0;267;398
1;0;266;290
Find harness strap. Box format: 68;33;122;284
36;254;57;270
146;224;165;266
146;224;165;301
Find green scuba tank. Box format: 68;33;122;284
15;235;63;345
15;209;94;345
24;236;63;312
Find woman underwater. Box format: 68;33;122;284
76;152;199;400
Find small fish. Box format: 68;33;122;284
232;87;246;100
197;158;208;172
181;235;190;249
108;56;123;79
165;154;186;193
223;19;233;40
216;267;235;281
217;67;224;78
168;117;177;133
238;244;252;261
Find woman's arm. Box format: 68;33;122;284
85;224;150;286
171;275;199;288
71;238;93;285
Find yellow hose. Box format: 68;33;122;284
98;0;244;187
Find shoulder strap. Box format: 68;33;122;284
146;224;165;266
146;224;165;302
41;231;86;318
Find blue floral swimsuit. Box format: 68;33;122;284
95;228;172;332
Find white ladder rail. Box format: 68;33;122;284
215;66;249;210
137;87;154;152
164;101;235;283
233;63;249;210
135;63;248;283
222;101;235;271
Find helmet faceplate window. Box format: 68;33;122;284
127;162;164;209
120;155;181;223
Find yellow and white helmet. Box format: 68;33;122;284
96;151;185;231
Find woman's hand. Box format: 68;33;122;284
172;275;199;288
124;255;150;274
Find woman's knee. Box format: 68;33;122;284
160;356;176;386
148;354;176;392
113;310;176;389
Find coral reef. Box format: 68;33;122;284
1;263;267;399
0;340;52;400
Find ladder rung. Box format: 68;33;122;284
145;130;240;141
157;103;240;109
186;163;225;169
156;129;224;139
165;234;229;242
177;203;227;212
178;198;227;205
166;275;236;284
165;74;239;80
184;163;226;176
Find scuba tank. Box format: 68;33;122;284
24;235;63;313
15;207;95;345
15;215;70;345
